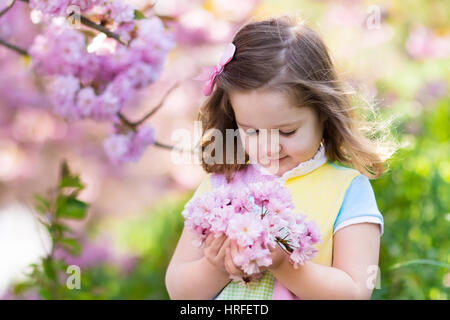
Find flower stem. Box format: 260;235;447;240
275;236;294;253
78;15;128;46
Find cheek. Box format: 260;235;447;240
246;136;260;158
282;141;300;157
282;132;314;157
238;131;257;155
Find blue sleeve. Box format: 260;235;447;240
333;174;384;235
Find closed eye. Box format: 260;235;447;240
280;129;296;136
245;129;296;136
245;128;259;135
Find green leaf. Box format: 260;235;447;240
13;281;36;296
54;259;69;272
55;223;73;235
60;238;82;256
56;196;88;220
33;194;50;214
59;175;84;190
38;287;52;300
60;159;71;179
42;257;56;281
134;9;146;20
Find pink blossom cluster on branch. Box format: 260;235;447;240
103;124;155;165
182;178;322;282
29;18;174;122
26;1;175;164
29;0;134;23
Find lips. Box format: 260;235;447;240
266;155;288;161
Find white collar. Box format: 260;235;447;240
250;142;327;183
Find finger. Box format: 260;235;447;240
225;248;238;274
226;247;245;276
230;240;239;258
224;249;234;275
229;241;246;275
237;241;244;253
230;239;245;255
217;238;231;260
203;233;214;248
208;233;226;256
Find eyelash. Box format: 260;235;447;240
280;130;297;136
245;129;297;136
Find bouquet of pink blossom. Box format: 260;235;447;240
182;178;322;282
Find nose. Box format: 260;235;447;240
265;143;281;158
260;131;281;159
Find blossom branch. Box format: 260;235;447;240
134;82;181;126
117;112;137;131
117;82;181;127
154;141;178;151
0;37;28;55
0;0;16;19
117;82;195;155
19;0;128;46
78;14;128;46
116;113;193;153
155;141;196;154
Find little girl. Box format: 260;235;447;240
166;15;396;300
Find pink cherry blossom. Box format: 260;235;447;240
103;132;132;165
228;213;264;247
29;0;70;16
76;86;98;118
181;178;322;280
305;220;322;244
26;2;176;165
102;125;156;165
290;246;318;268
50;75;80;121
108;0;135;24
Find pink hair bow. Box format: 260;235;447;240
193;43;236;96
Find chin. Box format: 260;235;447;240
261;156;290;175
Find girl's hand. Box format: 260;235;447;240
202;232;230;274
263;243;289;271
224;239;249;280
225;240;288;280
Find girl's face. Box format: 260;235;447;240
229;88;325;177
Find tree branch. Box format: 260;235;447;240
153;141;175;150
78;15;128;47
117;82;181;128
117;112;195;154
116;112;194;153
117;82;196;154
0;0;16;19
154;141;195;154
0;37;28;55
19;0;128;46
117;112;137;132
133;82;181;126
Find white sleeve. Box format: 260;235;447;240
333;175;384;236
